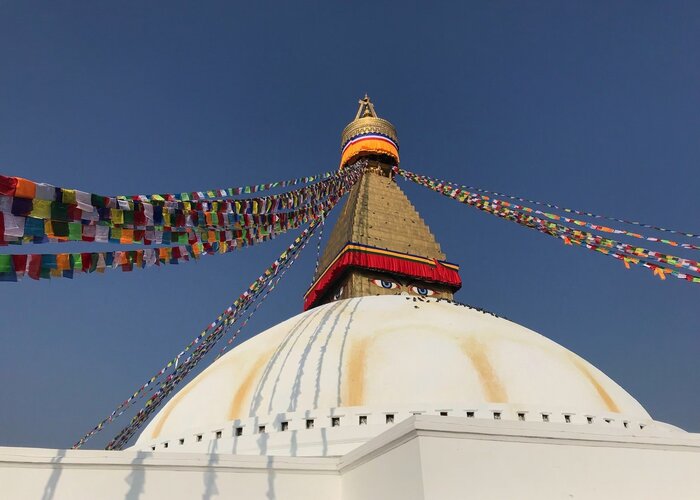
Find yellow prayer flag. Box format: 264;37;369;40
30;199;52;219
110;209;124;225
62;189;77;205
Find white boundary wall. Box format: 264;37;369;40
2;416;700;500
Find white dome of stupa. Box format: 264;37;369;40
134;295;676;456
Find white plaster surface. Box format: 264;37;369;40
5;296;696;498
137;296;655;455
3;416;700;500
341;416;700;499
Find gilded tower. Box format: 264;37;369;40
304;96;461;310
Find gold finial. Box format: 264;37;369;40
340;95;400;168
355;94;378;119
342;95;399;148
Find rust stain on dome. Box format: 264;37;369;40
345;337;371;406
461;337;507;403
228;348;276;420
150;365;209;439
571;356;620;413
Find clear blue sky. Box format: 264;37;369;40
1;1;698;449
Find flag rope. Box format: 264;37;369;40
1;170;354;247
72;160;363;449
396;167;700;285
400;169;700;245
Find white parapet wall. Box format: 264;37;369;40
0;447;340;500
340;416;700;500
2;415;700;500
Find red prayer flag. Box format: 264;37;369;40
27;255;41;280
12;254;27;275
0;175;18;196
81;253;92;272
67;204;82;221
134;210;146;226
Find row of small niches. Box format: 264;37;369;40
150;410;647;450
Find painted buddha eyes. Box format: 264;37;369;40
369;278;436;296
371;278;398;289
411;286;435;296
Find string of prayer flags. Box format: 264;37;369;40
106;221;322;451
0;205;333;281
459;192;700;276
72;160;364;449
1;169;333;205
73;215;321;448
125;170;335;202
0;166;363;246
1;234;271;282
215;238;308;361
398;169;700;245
396;167;700;285
97;165;362;450
477;196;700;283
0;172;360;282
407;170;700;239
1;196;337;250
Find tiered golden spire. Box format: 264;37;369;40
303;97;461;310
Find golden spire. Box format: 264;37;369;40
303;98;462;310
305;162;460;309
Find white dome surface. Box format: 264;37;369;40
137;295;653;450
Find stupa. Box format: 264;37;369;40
133;96;671;459
2;97;699;500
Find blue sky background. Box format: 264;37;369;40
1;1;698;449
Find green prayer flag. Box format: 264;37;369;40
123;210;134;225
72;253;82;269
52;221;69;237
68;222;82;241
51;202;69;222
0;254;13;273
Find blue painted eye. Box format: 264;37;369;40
410;286;435;296
371;278;398;289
